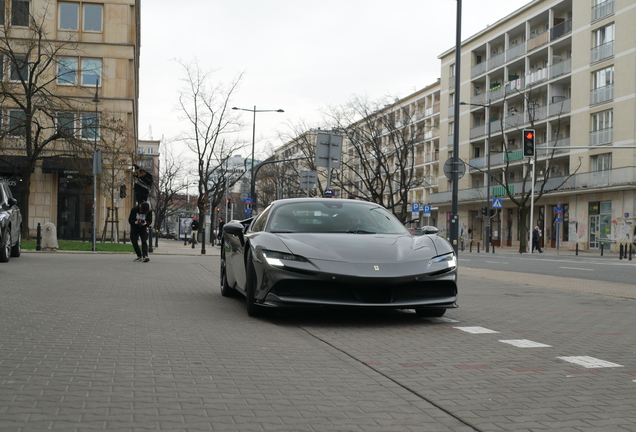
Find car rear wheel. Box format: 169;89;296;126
0;229;11;262
220;246;238;297
415;308;446;318
245;251;262;317
11;230;21;258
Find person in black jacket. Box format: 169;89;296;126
190;216;199;245
129;202;153;262
532;226;543;253
133;165;153;204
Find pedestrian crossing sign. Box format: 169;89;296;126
492;198;503;208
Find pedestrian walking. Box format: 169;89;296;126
532;226;543;253
190;216;199;246
129;202;153;262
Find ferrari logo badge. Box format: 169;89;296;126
374;266;379;271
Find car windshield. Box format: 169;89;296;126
267;201;409;235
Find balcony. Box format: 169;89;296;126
592;0;614;21
428;166;636;205
505;112;526;129
471;93;486;105
527;31;549;51
550;19;572;41
526;68;548;86
505;77;525;95
488;52;506;71
591;84;613;105
591;41;614;63
590;128;613;146
488;85;505;101
470;124;486;139
549;98;570;116
550;58;572;78
448;105;455;118
506;43;526;62
529;105;547;122
471;61;488;78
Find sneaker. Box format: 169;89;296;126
143;256;150;262
134;257;143;262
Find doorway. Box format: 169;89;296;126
57;177;92;239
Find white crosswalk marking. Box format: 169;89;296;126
454;326;500;334
557;356;623;368
499;339;551;348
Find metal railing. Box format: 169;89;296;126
592;0;614;21
591;84;613;105
591;41;614;63
590;128;613;146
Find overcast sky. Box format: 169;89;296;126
139;0;532;160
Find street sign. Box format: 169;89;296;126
555;217;562;222
492;198;503;208
244;198;253;204
423;205;431;215
411;203;420;213
245;209;253;214
315;133;343;168
443;158;466;180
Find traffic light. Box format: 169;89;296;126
119;184;127;198
480;206;488;215
523;129;535;157
226;199;231;205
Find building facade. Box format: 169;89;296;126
0;0;140;240
435;0;635;251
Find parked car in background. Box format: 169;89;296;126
0;179;22;262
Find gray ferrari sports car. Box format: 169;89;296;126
220;198;458;317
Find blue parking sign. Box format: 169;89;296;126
423;205;431;215
411;203;420;213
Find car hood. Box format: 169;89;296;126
273;233;440;263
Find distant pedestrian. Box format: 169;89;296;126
190;216;199;245
217;217;225;245
129;202;153;262
532;226;543;253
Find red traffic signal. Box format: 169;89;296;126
522;129;535;157
226;199;231;204
524;131;534;140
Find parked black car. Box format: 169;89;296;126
0;179;22;262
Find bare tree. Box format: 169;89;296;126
322;95;428;222
175;60;246;233
152;141;188;234
467;84;580;252
0;5;98;237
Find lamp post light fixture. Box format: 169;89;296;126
232;106;284;213
460;99;492;253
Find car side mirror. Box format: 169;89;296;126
422;226;439;235
223;222;245;246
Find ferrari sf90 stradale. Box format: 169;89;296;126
220;198;457;317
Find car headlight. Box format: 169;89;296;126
429;252;457;269
262;250;308;267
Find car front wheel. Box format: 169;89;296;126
245;251;262;317
220;247;238;297
0;229;11;262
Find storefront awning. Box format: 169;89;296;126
41;157;92;174
0;156;28;177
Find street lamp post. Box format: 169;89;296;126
460;99;492;252
232;106;284;213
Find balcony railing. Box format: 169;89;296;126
592;0;614;21
590;128;613;146
471;61;488;78
471;93;486;105
591;41;614;63
488;85;505;101
505;77;525;95
527;31;549;51
448;105;455;118
550;58;572;78
428;166;636;205
506;43;526;62
526;68;548;86
591;84;614;105
505;112;526;129
470;124;486;139
488;52;506;71
530;105;547;122
447;135;454;148
550;19;572;41
549;98;570;116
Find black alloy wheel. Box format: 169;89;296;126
0;229;11;262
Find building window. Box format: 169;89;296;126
591;66;613;104
0;1;4;25
8;109;26;136
56;112;76;137
591;23;614;62
83;3;102;32
11;0;29;26
57;57;78;85
137;147;144;154
146;147;153;155
81;113;99;140
590;110;613;146
59;2;79;30
81;58;101;86
9;54;28;82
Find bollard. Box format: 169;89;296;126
477;241;480;254
629;243;633;261
123;230;127;244
469;240;472;253
201;228;206;255
155;230;159;248
619;243;623;260
148;228;154;253
492;241;495;253
601;242;604;256
36;223;42;251
576;243;579;256
82;227;86;242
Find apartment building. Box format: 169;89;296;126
435;0;635;251
0;0;140;239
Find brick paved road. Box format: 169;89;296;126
1;250;634;431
